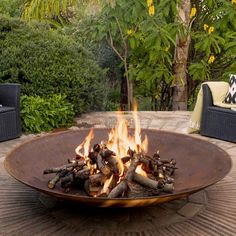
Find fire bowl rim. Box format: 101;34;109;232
4;128;232;207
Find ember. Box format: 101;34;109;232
43;103;177;198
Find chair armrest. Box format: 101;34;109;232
0;83;21;108
200;84;213;132
202;84;213;108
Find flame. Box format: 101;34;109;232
106;103;148;157
135;165;147;177
100;174;114;195
133;100;141;150
75;102;148;177
75;129;94;158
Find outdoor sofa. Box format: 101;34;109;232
200;84;236;143
0;83;21;142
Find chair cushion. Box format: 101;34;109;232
0;106;15;113
224;74;236;104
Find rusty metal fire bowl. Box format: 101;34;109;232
4;129;232;207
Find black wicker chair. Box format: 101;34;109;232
0;83;21;142
200;84;236;143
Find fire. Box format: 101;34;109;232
45;102;176;197
75;102;148;176
135;165;147;177
75;129;94;168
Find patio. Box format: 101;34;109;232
0;111;236;235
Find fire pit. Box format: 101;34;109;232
5;128;231;207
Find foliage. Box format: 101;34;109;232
21;0;78;27
73;0;178;110
183;0;236;109
20;94;75;133
189;0;236;86
73;0;236;110
0;0;25;17
0;15;106;114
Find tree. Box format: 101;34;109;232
20;0;236;111
172;0;191;110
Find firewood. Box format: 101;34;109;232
60;172;74;186
97;175;118;197
89;173;106;185
47;169;66;189
84;179;102;196
121;156;131;163
133;173;163;190
108;153;141;198
100;148;116;159
88;152;97;165
108;180;128;198
163;183;174;193
105;155;120;175
96;153;111;176
165;176;174;184
48;174;61;189
44;141;177;197
74;167;90;179
43;160;86;174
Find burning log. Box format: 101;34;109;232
96;153;111;176
44;149;177;197
84;180;102;196
108;181;128;198
97;175;118;197
108;153;141;198
121;156;131;163
89;173;106;185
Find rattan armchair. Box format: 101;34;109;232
0;83;21;142
200;84;236;143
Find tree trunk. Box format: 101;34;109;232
172;0;191;110
120;74;128;111
120;66;133;111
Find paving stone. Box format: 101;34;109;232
188;191;208;205
177;202;204;218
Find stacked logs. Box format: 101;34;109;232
43;144;177;198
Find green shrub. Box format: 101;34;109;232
0;0;24;17
21;94;75;133
0;15;105;114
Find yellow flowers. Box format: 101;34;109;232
204;24;209;31
208;26;214;34
203;24;214;34
147;0;155;16
147;0;153;7
208;55;215;64
232;0;236;4
149;5;155;16
127;29;133;36
190;7;197;18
